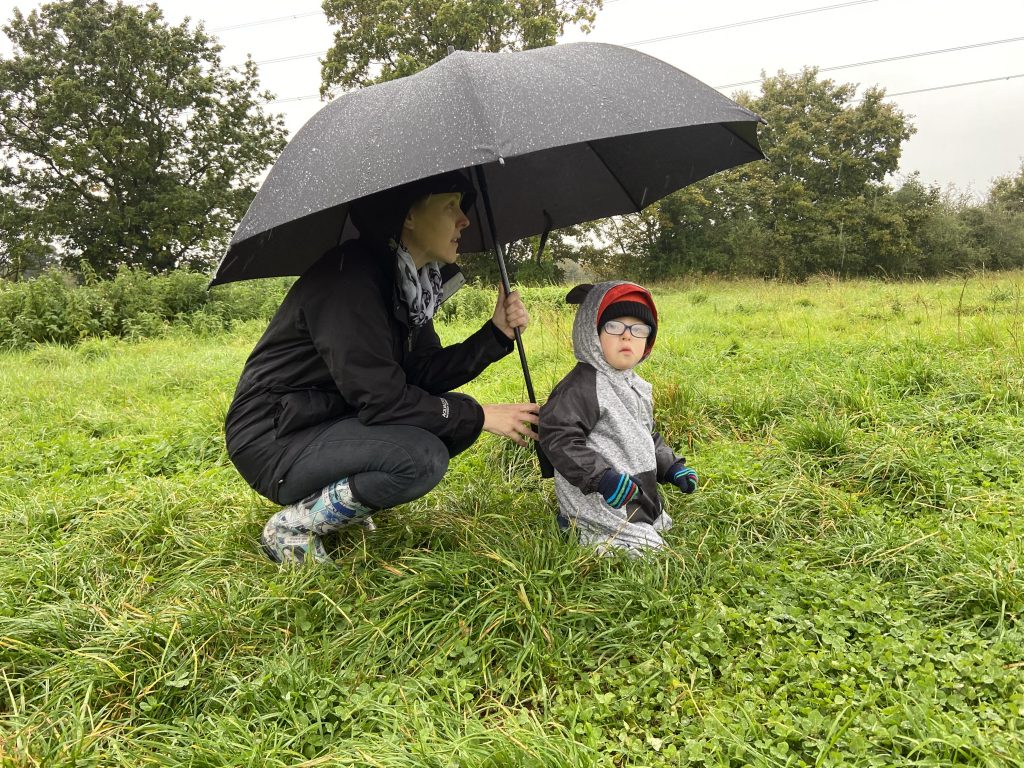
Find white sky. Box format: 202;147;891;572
2;0;1023;199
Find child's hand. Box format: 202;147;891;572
671;465;698;494
598;469;642;508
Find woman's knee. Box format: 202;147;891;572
349;428;449;509
399;431;449;487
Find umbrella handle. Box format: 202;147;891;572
475;168;554;479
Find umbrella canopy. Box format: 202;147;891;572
210;41;763;285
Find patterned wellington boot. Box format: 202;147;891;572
260;518;332;565
260;477;374;564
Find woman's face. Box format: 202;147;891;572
402;192;470;267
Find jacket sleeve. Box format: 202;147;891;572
405;319;513;394
653;432;685;482
539;364;611;494
301;257;483;449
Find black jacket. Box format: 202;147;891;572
225;238;513;502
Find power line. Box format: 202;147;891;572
255;50;327;67
210;0;625;37
270;93;322;105
254;0;887;79
210;10;324;34
214;0;628;35
255;33;1024;87
885;72;1024;98
235;1;1019;108
241;0;877;61
716;35;1024;89
266;68;1024;107
622;0;877;47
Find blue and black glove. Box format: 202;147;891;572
598;469;642;508
669;462;698;494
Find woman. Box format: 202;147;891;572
225;170;539;564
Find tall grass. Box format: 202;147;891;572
1;273;1022;766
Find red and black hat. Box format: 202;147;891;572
597;284;658;353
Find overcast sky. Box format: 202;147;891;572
2;0;1022;198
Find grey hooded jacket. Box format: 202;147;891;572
539;281;684;553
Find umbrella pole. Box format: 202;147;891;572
473;168;536;401
474;167;554;477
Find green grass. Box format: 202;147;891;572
1;274;1022;766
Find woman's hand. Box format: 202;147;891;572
492;283;529;340
482;402;539;446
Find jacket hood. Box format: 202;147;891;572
568;281;658;371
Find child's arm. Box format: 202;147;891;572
539;366;612;494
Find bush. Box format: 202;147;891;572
435;281;493;325
0;268;293;349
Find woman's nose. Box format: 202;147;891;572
456;211;469;230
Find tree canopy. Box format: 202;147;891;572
319;0;602;94
0;0;288;278
583;68;924;281
989;161;1024;215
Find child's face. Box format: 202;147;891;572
599;315;649;370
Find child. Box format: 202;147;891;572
539;281;698;555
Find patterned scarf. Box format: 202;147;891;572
393;241;443;327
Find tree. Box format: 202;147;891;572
988;160;1024;215
732;69;914;278
0;0;287;278
1;190;53;280
319;0;602;94
578;205;662;281
962;162;1024;270
604;68;916;280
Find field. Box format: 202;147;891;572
1;273;1022;766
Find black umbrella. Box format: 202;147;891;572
212;42;763;285
211;42;764;474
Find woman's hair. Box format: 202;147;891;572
348;170;477;244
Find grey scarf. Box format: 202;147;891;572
394;242;443;327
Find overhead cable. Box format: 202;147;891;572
210;10;324;33
268;69;1024;106
622;0;878;47
251;0;883;70
716;36;1024;89
885;72;1024;97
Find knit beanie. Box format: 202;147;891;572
598;300;656;333
348;170;477;245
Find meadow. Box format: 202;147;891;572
0;273;1021;766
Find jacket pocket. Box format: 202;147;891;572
273;388;350;438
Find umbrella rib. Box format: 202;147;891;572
721;120;766;153
453;53;501;163
584;140;645;212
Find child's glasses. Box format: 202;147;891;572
601;320;652;338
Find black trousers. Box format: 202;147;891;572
270;419;458;510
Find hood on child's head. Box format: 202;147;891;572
566;281;658;371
